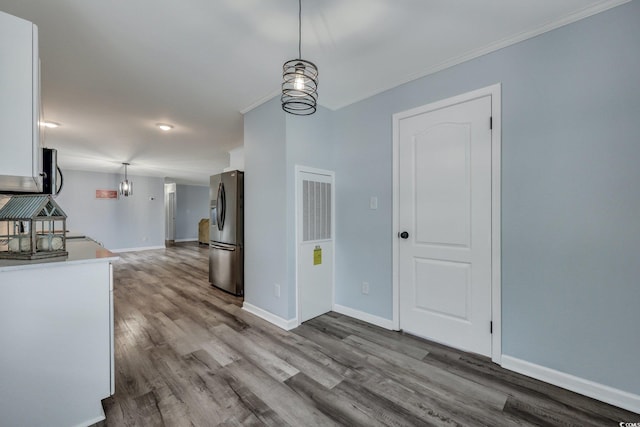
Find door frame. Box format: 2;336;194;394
391;83;502;363
164;182;177;247
294;165;336;326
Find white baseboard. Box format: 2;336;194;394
501;355;640;414
242;302;298;331
333;304;395;330
74;415;105;427
175;238;198;243
110;245;165;253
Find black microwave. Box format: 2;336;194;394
41;148;63;195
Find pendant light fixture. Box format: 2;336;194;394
281;0;318;115
119;162;133;197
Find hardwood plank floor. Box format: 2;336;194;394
95;243;638;426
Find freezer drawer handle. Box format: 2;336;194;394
211;244;235;251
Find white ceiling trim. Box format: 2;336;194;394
319;0;630;111
239;88;281;115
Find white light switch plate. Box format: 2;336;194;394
362;282;370;295
369;196;378;210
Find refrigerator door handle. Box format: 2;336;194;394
217;182;226;231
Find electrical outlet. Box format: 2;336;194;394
274;283;281;298
362;282;370;295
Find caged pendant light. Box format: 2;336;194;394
119;162;133;197
281;0;318;115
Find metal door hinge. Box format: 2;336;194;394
489;116;493;130
490;321;493;334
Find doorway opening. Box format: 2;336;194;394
164;182;176;247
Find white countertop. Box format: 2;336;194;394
0;237;118;272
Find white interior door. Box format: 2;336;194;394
297;168;334;324
398;95;493;356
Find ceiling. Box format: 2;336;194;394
0;0;626;185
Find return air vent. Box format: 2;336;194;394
302;180;331;242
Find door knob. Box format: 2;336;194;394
399;231;409;239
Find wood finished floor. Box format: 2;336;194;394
95;243;638;426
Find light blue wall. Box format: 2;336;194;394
244;98;335;320
55;169;164;250
175;184;208;241
244;97;288;318
285;106;335;318
333;99;396;320
500;3;640;395
333;1;640;395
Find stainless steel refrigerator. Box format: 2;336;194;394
209;170;244;296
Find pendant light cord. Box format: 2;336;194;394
298;0;302;59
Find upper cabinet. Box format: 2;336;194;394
0;11;42;192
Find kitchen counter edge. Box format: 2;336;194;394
0;238;118;272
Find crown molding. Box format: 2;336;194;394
328;0;631;111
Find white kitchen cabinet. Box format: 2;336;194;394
0;10;42;192
0;239;118;427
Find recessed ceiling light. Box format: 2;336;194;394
156;123;174;131
43;121;61;128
